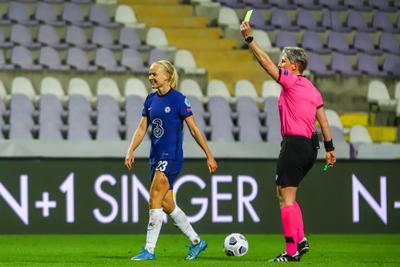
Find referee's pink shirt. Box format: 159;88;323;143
277;68;323;139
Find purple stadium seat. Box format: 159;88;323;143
297;10;325;32
37;25;68;50
119;27;150;51
302;31;330;54
95;48;126;72
121;48;148;73
62;3;92;27
7;2;38;26
383;54;400;76
35;2;65;26
39;123;63;140
65;26;96;50
347;10;375;33
379;32;400;55
270;9;299;31
331;53;361;75
308;53;335;76
373;11;396;33
275;30;296;49
91;26;123;50
39;47;70;71
353;32;383;55
11;46;42;71
249;9;273;31
357;53;386;77
39;94;63;124
10;24;40;49
66;47;97;72
345;0;373;11
148;49;168;66
327;31;356;54
322;10;351;33
0;50;13;70
89;4;120;28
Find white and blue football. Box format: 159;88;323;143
224;233;249;257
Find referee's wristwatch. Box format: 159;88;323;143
245;36;254;44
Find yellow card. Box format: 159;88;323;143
244;9;253;22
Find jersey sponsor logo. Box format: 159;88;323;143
164;106;171;113
152;118;164;138
184;97;191;107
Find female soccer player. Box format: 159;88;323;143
240;21;337;262
124;60;218;261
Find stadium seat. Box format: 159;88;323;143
322;10;351;32
209;97;234;142
95;48;126;72
92;27;123;50
369;0;397;12
37;25;68;50
180;79;204;100
0;28;12;48
346;0;373;11
35;2;65;26
89;4;120;28
96;77;121;100
357;53;385;77
40;77;65;100
261;80;282;99
252;30;278;52
11;77;36;101
148;49;169;65
10;24;40;48
119;27;149;51
328;32;356;55
264;97;281;142
249;9;273;31
67;48;97;72
302;31;330;54
270;9;299;31
207;79;230;101
379;32;400;55
124;78;148;98
275;30;296;49
121;48;148;73
146;27;171;50
11;46;42;71
373;11;396;33
234;79;258;100
383;54;400;76
367;80;397;111
174;49;206;75
39;47;70;71
349;125;372;144
347;10;375;33
325;109;344;130
7;1;38;26
297;10;325;32
243;0;272;8
293;0;320;10
269;0;297;9
65;26;96;50
115;5;144;28
217;7;240;29
353;32;383;56
68;78;93;101
125;95;147;140
62;3;92;27
331;53;361;76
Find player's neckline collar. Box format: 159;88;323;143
156;88;174;97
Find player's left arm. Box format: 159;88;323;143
316;106;336;168
185;115;218;173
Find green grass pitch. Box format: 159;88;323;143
0;234;399;266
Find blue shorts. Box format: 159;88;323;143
150;160;183;189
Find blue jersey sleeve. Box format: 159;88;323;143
179;95;193;119
142;95;150;117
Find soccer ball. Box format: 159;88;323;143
224;233;248;256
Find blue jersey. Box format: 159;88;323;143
142;89;193;163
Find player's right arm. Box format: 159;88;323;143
240;21;279;81
125;116;150;170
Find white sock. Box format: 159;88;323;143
145;208;163;254
169;206;200;245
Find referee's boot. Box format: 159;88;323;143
186;239;207;260
269;251;300;262
131;248;156;261
297;237;310;256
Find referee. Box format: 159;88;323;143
240;21;337;262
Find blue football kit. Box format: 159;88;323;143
142;89;193;187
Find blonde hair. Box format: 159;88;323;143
154;60;179;88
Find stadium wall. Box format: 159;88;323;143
0;141;399;234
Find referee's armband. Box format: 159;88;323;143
324;139;335;152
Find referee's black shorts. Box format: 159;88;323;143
276;135;318;187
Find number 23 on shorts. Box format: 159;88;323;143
156;160;168;171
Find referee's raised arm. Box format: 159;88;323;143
240;21;279;81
